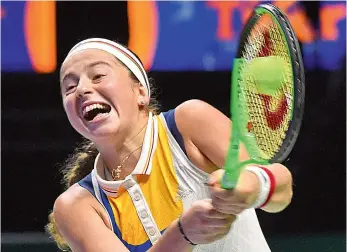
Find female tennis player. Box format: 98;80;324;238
46;38;293;252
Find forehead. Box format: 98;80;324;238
60;49;120;77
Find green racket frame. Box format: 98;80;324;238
221;4;305;189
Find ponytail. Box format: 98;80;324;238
45;139;97;250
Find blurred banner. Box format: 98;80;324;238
128;1;346;71
1;1;56;73
1;1;345;73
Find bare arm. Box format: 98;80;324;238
53;185;129;252
148;219;193;252
175;99;293;213
54;185;233;252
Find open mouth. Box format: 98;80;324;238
82;103;112;121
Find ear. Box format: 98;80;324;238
137;84;150;106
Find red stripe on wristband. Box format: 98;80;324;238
258;166;276;208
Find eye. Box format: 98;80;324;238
92;74;105;81
66;85;75;91
62;73;79;95
65;85;76;95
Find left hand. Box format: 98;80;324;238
207;169;261;215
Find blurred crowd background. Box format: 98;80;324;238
1;1;346;251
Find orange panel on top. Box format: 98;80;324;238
24;1;56;73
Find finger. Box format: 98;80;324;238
193;199;233;219
205;208;231;219
210;185;235;201
211;196;249;212
208;169;225;186
203;215;236;228
211;194;231;205
203;226;233;242
211;198;249;209
213;205;246;215
203;225;232;236
192;199;214;213
212;188;251;205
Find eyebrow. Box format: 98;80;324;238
61;61;112;84
87;60;112;69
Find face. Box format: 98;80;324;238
60;49;147;142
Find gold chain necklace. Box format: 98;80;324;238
111;145;143;180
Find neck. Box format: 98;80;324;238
96;111;150;180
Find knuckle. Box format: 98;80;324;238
222;227;231;235
200;218;210;227
217;208;230;214
229;215;237;223
207;208;219;218
223;215;235;225
217;219;229;228
212;198;224;208
201;228;210;235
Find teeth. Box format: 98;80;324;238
82;103;108;116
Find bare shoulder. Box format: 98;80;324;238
173;100;232;172
53;184;110;232
53;184;122;251
54;185;88;227
173;99;248;170
174;99;230;141
175;99;217;119
54;184;93;211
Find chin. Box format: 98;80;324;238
72;117;119;141
86;119;120;138
89;125;120;138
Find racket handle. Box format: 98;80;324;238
221;171;239;189
221;160;267;189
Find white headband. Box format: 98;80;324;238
63;38;150;97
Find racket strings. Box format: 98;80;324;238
238;14;293;160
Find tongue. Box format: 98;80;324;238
89;112;108;122
86;107;109;121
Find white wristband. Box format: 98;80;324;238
245;166;271;209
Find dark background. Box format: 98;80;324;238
2;1;346;251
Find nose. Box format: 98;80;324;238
75;76;92;97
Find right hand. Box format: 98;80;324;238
180;199;236;245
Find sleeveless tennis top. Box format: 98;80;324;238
79;111;271;252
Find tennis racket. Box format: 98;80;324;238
221;3;305;189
